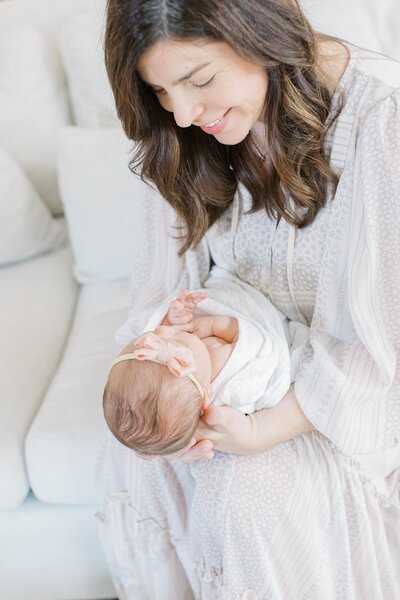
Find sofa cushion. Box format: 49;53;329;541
59;11;119;128
25;280;130;505
58;125;156;284
0;493;115;600
0;24;72;215
0;245;78;510
0;146;67;266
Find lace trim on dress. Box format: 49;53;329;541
196;559;261;600
96;492;180;599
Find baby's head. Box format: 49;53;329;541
103;326;212;456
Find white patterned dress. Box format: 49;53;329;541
96;46;400;599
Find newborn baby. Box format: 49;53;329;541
103;290;240;456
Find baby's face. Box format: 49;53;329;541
153;325;212;388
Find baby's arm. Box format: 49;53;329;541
192;315;238;344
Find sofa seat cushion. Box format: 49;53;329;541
25;280;130;505
0;492;115;600
0;244;78;510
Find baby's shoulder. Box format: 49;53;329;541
204;336;236;381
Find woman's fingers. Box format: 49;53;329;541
178;439;214;463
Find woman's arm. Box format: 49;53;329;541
246;385;314;453
179;384;314;461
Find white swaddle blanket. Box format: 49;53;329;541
142;266;309;413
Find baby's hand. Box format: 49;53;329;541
167;290;207;329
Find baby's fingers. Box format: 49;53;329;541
185;292;207;306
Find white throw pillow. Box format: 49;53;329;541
59;12;119;128
0;147;67;266
58;125;159;284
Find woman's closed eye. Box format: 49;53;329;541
191;75;215;89
151;75;215;96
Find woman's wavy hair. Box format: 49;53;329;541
105;0;344;254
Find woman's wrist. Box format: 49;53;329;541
248;385;315;453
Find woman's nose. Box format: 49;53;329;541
170;95;204;128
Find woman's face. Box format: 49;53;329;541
138;39;268;145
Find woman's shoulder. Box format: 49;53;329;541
328;42;400;150
341;44;400;122
348;43;400;91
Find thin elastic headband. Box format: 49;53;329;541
110;354;205;400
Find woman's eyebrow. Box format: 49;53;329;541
175;62;211;84
143;62;211;87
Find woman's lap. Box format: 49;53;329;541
97;431;400;599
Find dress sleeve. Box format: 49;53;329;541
295;90;400;456
115;189;210;345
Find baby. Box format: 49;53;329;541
103;290;240;456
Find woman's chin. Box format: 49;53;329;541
213;129;249;145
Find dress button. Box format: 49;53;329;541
241;590;258;600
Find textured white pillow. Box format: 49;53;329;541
0;147;67;266
58;126;158;284
59;12;119;128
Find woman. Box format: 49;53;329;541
97;0;400;598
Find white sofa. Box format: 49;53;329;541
0;1;398;599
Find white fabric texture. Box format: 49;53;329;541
0;25;71;215
97;46;400;599
0;146;67;266
59;12;119;128
141;268;309;413
0;245;77;509
57;126;159;284
25;280;129;505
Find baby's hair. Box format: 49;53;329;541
103;355;203;455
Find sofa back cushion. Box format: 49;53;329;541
59;12;119;128
0;25;72;215
57;126;161;284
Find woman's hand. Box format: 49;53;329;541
195;404;257;455
136;437;214;463
177;386;315;461
172;404;259;463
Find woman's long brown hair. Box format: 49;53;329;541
105;0;343;254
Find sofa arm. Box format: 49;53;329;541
0;244;78;509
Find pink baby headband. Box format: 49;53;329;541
110;332;205;399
